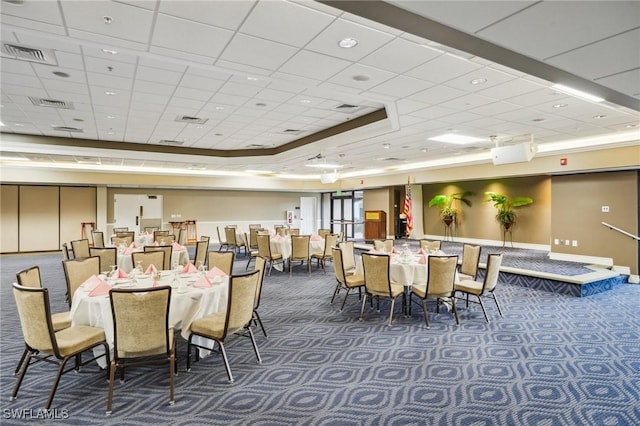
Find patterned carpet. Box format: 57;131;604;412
1;248;639;425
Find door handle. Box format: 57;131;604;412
136;216;139;226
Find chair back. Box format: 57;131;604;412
289;228;300;236
16;266;42;288
323;234;339;256
144;226;159;233
193;240;209;269
89;247;117;272
482;253;503;293
460;244;482;279
426;255;458;298
253;257;267;310
154;230;170;241
216;226;226;244
332;248;346;285
207;251;235;275
200;235;211;245
225;227;238;245
113;227;129;233
420;239;441;251
13;284;57;355
61;243;71;260
249;224;261;229
71;239;91;258
291;235;310;260
177;228;186;245
62;256;101;306
373;239;394;253
92;231;105;248
110;286;172;358
257;234;273;259
317;229;331;239
338;241;356;272
111;236;132;247
156;234;175;245
145;245;172;269
276;227;287;237
362;253;392;296
116;231;135;241
132;251;165;272
223;271;260;337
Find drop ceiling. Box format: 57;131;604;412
1;0;638;180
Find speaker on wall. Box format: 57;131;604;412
491;142;537;165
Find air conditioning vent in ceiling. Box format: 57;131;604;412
174;115;209;124
3;43;58;65
379;157;403;161
334;103;364;114
245;144;269;149
51;125;83;133
159;139;184;146
29;97;74;109
336;103;359;109
282;129;302;135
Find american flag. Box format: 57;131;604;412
403;184;413;235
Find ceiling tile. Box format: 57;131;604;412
278;50;352;81
220;34;298;71
360;37;441;74
158;0;255;30
151;14;234;58
406;53;482;84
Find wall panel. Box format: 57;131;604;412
19;186;59;251
0;185;19;253
60;186;97;245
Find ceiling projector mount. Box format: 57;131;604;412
320;169;340;184
490;134;538;165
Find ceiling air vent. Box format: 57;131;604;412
245;144;269;149
335;103;364;113
2;43;58;65
159;139;184;146
174;115;209;125
281;129;302;135
29;97;74;109
336;103;358;109
51;125;83;133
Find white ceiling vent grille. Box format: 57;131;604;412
159;139;185;146
29;97;74;109
335;103;364;113
245;143;270;149
281;129;302;135
174;115;209;124
2;43;58;65
51;125;83;133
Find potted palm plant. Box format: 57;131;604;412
428;191;474;226
485;191;533;231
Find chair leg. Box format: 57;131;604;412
106;358;117;415
451;297;460;326
478;296;490;323
218;342;234;383
254;310;268;338
186;338;193;372
10;351;32;401
339;288;352;311
247;327;262;365
422;300;430;329
359;294;368;320
492;293;504;317
169;348;175;405
46;357;72;409
388;298;396;326
330;282;342;304
14;347;28;376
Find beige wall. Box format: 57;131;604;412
363;187;393;237
1;185;19;252
60;187;97;245
19;186;60;251
551;171;638;274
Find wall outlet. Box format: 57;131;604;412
565;240;571;245
602;206;610;212
572;240;578;247
554;238;559;245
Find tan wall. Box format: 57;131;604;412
423;176;551;245
1;185;19;252
363;187;392;237
60;187;97;244
551;171;638;274
19;186;60;251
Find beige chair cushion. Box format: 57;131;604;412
54;325;106;358
190;312;226;338
345;273;365;287
454;280;484;296
412;284;451;299
458;272;474;281
117;329;174;358
51;311;72;331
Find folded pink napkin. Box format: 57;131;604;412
182;263;197;273
123;248;133;255
419;254;427;264
153;241;159;246
117;269;129;278
152;280;160;288
391;247;400;254
193;275;212;288
272;235;283;242
310;235;322;241
417;248;426;255
129;242;138;248
172;242;182;251
145;264;158;275
206;266;227;278
82;274;105;289
88;279;111;297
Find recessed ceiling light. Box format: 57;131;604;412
14;123;24;127
300;99;311;104
352;74;370;82
107;115;114;119
102;48;118;55
470;78;487;85
428;133;484;145
103;16;113;24
532;118;546;122
255;102;267;107
52;71;70;78
214;106;224;110
338;38;358;49
593;115;606;119
104;91;116;96
247;76;259;81
625;124;637;128
421;148;428;153
382;143;390;149
552;103;567;108
107;131;114;135
551;84;604;103
305;163;343;169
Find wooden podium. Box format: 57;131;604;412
364;210;387;241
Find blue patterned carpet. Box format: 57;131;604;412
1;249;638;425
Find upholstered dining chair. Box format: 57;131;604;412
225;227;246;256
373;239;394;253
110;236;131;247
89;247;117;274
419;239;441;252
61;243;71;260
458;244;482;281
207;251;235;276
106;286;175;415
62;256;101;307
256;234;284;276
92;231;105;248
289;235;311;276
252;256;268;337
245;232;260;271
454;253;504;322
71;238;91;258
360;253;405;326
311;233;338;273
131;251;165;272
288;228;300;236
116;231;135;243
331;247;365;311
144;245;172;269
216;226;229;252
14;266;72;375
113;227;128;233
156;234;176;246
410;255;459;328
186;270;262;383
153;230;170;242
11;283;109;410
317;228;331;239
338;241;356;275
193;240;209;270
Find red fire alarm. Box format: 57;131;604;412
560;158;568;166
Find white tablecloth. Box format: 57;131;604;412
114;246;190;272
356;251;459;287
70;272;228;366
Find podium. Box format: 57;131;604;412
364;210;387;241
185;220;197;244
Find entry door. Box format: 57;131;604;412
114;194;163;233
299;197;317;235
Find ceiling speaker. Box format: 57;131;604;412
491;142;537;165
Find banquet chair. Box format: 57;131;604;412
289;235;311;276
207;251;235;276
132;251;165;272
373;239;394;253
225;227;247;256
338;241;357;275
216;226;229;252
113;227;128;233
62;256;101;308
14;266;72;375
245;232;260;271
454;253;504;323
157;234;175;246
193;240;209;270
311;233;338;273
257;234;285;276
331;247;365;311
289;228;300;236
276;227;287;237
11;283;109;410
111;236;132;247
186;270;261;383
106;286;175;415
154;230;170;241
144;226;159;233
92;231;105;248
145;245;172;269
360;253;404;326
248;228;259;250
200;235;211;246
89;247;117;274
71;239;91;258
252;257;268;337
177;228;186;245
61;243;71;260
317;229;331;239
419;239;441;252
458;244;482;281
248;224;261;229
410;255;459;329
116;231;135;242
